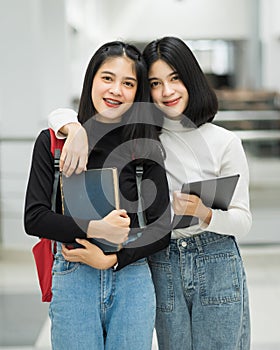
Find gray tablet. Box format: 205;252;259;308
173;174;240;229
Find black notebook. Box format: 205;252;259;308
60;167;122;252
172;174;240;229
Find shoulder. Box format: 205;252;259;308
200;123;241;144
33;129;52;156
35;128;51;142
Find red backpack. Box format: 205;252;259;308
32;129;64;302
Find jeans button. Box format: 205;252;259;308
181;241;187;248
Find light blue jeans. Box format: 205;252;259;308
148;232;250;350
49;244;156;350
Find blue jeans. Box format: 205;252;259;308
148;232;250;350
49;245;156;350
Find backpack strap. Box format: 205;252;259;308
136;165;146;228
49;128;65;254
49;128;65;211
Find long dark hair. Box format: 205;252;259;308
78;41;160;158
142;36;218;127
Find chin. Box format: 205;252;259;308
164;109;183;120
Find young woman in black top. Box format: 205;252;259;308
24;41;171;350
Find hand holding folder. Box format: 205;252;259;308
172;174;240;229
60;167;123;252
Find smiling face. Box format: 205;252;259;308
148;59;189;120
91;56;138;123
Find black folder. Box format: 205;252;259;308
173;174;240;229
60;167;122;252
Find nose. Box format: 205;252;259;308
109;82;122;96
162;82;175;97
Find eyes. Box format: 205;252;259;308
123;81;136;88
150;80;160;88
149;74;180;89
101;75;136;88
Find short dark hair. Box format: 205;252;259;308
78;41;149;124
142;36;218;127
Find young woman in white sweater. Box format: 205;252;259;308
48;36;252;350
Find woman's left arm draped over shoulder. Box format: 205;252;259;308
48;108;88;176
116;156;171;270
206;135;252;239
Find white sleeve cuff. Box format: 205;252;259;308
48;108;78;139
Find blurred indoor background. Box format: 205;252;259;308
0;0;279;349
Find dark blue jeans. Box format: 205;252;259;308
148;232;250;350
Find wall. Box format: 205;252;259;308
0;0;71;250
101;0;250;41
1;0;280;251
261;0;280;91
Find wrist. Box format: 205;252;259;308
87;220;109;240
87;220;99;239
100;253;117;270
61;122;81;136
109;254;118;270
203;208;212;225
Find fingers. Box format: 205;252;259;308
75;238;90;247
173;191;193;215
59;149;66;172
173;191;199;203
174;191;190;202
114;209;129;220
62;155;79;177
118;209;129;218
115;210;130;227
61;240;90;262
121;216;131;227
61;243;81;262
105;210;130;227
75;155;88;174
60;148;86;177
173;190;205;217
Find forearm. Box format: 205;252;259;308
115;207;172;270
209;135;252;238
116;228;171;270
60;122;82;137
47;108;88;176
206;206;252;239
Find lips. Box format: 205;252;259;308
103;98;122;108
163;97;181;106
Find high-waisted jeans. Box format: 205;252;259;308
148;232;250;350
49;244;156;350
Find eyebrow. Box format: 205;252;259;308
101;70;137;82
148;71;178;81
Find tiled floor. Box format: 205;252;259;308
0;245;280;350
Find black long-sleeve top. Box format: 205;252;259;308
24;121;171;270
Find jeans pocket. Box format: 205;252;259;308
52;256;80;275
148;258;174;312
196;252;241;305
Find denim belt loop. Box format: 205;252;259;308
165;244;171;259
194;234;203;254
